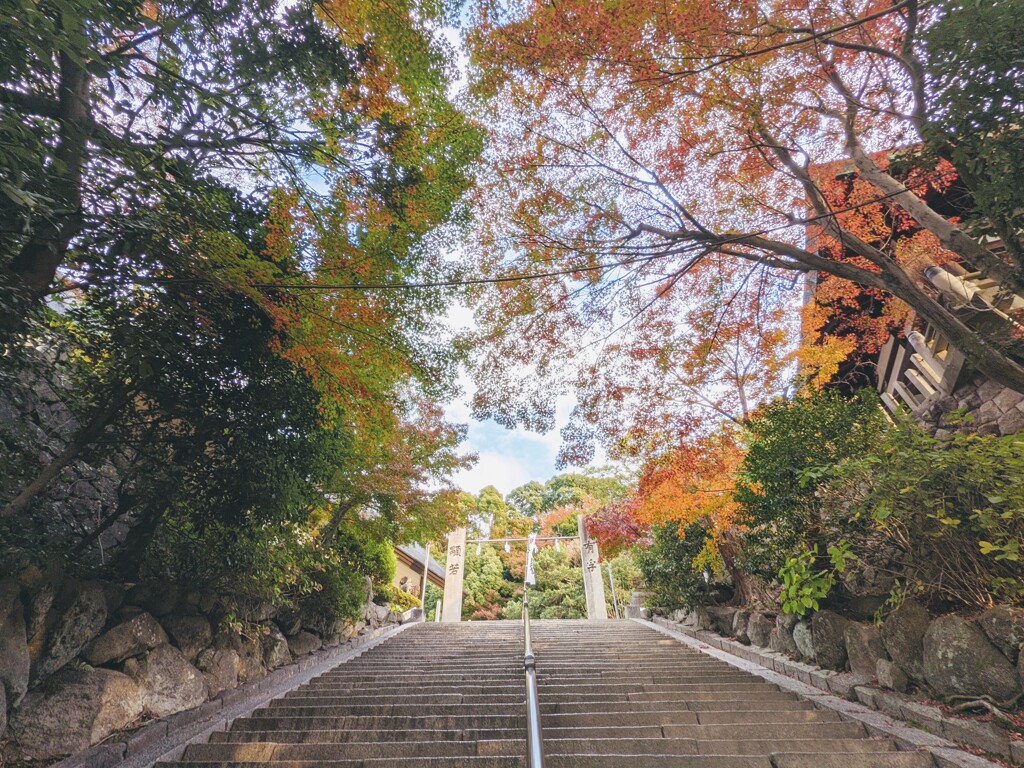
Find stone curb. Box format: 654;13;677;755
641;617;1011;768
52;621;413;768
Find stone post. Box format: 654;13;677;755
441;527;466;623
578;515;608;620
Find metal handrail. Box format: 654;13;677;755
523;544;545;768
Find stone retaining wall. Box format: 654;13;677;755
919;376;1024;438
653;604;1023;764
0;575;414;763
0;372;135;563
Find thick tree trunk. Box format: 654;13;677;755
6;46;91;299
846;141;1021;288
719;527;776;609
319;498;361;544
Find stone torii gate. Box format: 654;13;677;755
439;516;609;622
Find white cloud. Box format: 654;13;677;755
454;450;536;496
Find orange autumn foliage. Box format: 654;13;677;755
628;428;746;569
800;156;965;389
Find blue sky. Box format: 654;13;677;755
441;301;585;496
446;391;577;497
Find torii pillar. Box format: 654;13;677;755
441;527;466;622
578;515;608;620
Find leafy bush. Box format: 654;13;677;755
605;549;644;614
375;582;422;612
736;389;888;579
303;561;369;623
463;545;516;620
778;541;857;616
636;522;719;610
423;583;443;619
334;525;397;586
502;546;586;619
141;514;331;604
825;418;1024;607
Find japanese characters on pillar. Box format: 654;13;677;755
441;527;466;623
577;514;608;620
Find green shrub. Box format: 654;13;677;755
423;583;443;620
826;418;1024;607
735;389;888;579
604;549;644;614
334;525;397;586
502;546;586;620
302;561;368;623
375;582;422;612
141;513;330;604
778;541;857;616
636;522;718;610
463;545;516;620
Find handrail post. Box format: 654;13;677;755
523;540;545;768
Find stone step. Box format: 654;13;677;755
209;721;866;745
233;715;530;731
180;736;900;761
165;620;936;768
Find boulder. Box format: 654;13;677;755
219;632;265;684
922;614;1021;702
976;607;1022;665
161;614;212;662
124;582;182;617
793;619;815;661
35;581;107;679
845;622;887;679
811;611;850;671
261;624;292;670
770;614;800;656
322;632;342;648
24;579;56;666
198;591;224;617
82;612;168;666
299;603;337;636
7;667;143;760
196;648;239;698
287;631;321;657
0;685;6;737
237;598;277;623
373;603;391;623
682;606;711;630
318;618;346;647
400;607;423;624
124;644;208;718
882;600;930;681
876;658;909;693
0;580;30;707
99;582;125;615
732;610;751;644
747;614;774;648
706;606;738;636
276;607;302;637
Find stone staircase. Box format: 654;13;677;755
161;619;936;767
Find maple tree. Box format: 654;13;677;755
798;156;960;390
464;0;1024;448
623;427;769;603
0;0;480;599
